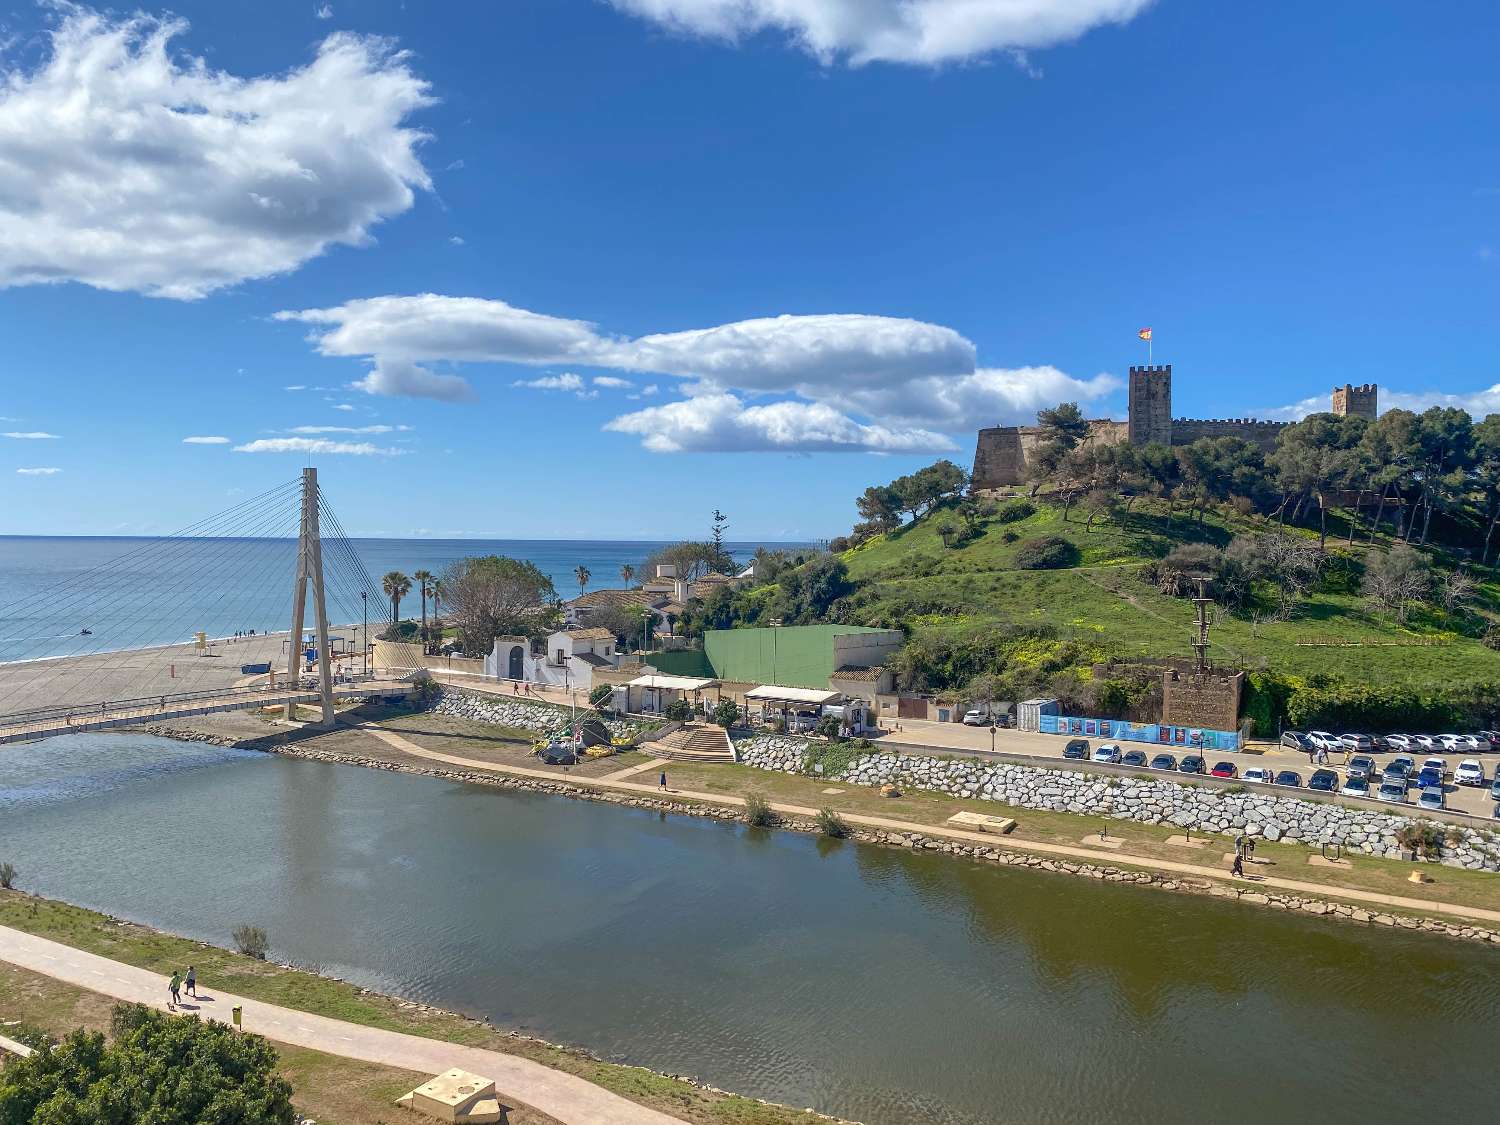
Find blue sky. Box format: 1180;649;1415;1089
2;0;1499;539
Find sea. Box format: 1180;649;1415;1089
0;536;801;665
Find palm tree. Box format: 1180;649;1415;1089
575;565;591;597
382;571;412;630
620;563;635;588
412;569;434;648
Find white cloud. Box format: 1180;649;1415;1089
446;158;466;171
843;365;1122;428
605;0;1152;66
332;402;358;411
514;372;585;391
0;8;433;299
315;3;334;18
182;435;231;444
593;375;633;389
605;391;954;453
16;467;62;475
641;384;659;395
284;385;308;392
233;437;400;455
449;235;466;246
1264;384;1500;422
2;431;60;439
285;424;410;434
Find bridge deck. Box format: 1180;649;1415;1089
0;679;413;746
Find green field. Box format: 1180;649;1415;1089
838;497;1500;689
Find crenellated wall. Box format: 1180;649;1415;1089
1168;418;1289;450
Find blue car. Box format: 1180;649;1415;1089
1416;766;1444;790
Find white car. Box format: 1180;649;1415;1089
962;709;990;726
1243;767;1275;784
1383;733;1414;750
1411;734;1436;749
1421;756;1448;776
1306;731;1341;751
1437;734;1468;751
1092;743;1122;763
1455;759;1486;787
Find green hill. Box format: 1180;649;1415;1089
833;496;1500;726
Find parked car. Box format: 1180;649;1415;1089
1281;731;1313;751
1121;749;1148;767
1421;756;1448;777
1150;753;1178;771
1211;761;1238;779
1274;770;1302;788
1308;769;1340;792
1415;766;1444;791
1437;733;1476;752
1493;802;1500;820
1371;734;1400;751
962;708;990;726
1410;734;1437;749
1339;733;1374;751
1490;776;1500;801
1346;755;1377;780
1306;731;1341;751
1386;756;1416;782
1092;743;1123;763
1376;779;1410;803
1063;739;1090;760
1382;733;1414;750
1243;767;1275;784
1340;775;1370;798
1477;730;1500;751
1455;759;1486;787
1179;755;1205;775
1419;786;1446;811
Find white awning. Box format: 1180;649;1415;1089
745;685;843;706
627;674;718;691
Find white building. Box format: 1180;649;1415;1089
484;627;622;691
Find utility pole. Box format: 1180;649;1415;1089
285;467;335;725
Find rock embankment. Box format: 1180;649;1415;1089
736;737;1500;872
428;689;639;738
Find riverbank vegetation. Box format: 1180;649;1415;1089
0;891;843;1125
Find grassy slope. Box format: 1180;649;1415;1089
841;497;1500;687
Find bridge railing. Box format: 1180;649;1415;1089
0;672;384;729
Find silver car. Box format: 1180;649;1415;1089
1376;779;1409;803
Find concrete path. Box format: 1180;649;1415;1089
360;724;1500;926
0;926;684;1125
601;756;669;782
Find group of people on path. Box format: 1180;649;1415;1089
509;680;538;696
166;965;197;1010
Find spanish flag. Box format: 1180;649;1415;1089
1137;327;1152;341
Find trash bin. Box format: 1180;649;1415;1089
231;1005;242;1029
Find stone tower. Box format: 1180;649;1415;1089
1128;364;1172;446
1331;383;1377;421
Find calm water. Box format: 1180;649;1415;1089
0;536;789;664
2;734;1496;1125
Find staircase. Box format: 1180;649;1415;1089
642;722;737;763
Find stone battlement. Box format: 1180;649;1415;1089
1171;417;1290;427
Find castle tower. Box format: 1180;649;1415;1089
1128;364;1172;446
1331;383;1377;420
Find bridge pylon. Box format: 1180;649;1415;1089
285;467;335;726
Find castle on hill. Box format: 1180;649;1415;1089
970;364;1377;491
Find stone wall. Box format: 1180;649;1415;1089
1128;365;1172;446
1161;669;1243;731
736;737;1500;870
971;419;1128;490
1169;417;1289;450
1332;383;1378;420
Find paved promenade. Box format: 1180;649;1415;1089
357;724;1500;927
0;926;684;1125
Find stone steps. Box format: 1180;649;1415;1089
644;723;736;763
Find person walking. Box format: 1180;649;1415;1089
1232;853;1245;878
167;970;182;1010
659;770;668;791
185;965;196;998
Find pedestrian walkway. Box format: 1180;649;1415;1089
600;756;669;781
359;724;1500;927
0;926;684;1125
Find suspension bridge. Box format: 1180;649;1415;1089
0;468;414;747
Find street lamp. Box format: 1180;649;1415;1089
990;721;997;754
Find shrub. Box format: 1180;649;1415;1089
0;1004;294;1124
0;861;15;890
994;498;1036;524
588;684;613;707
711;698;740;728
815;808;851;838
1221;784;1246;796
1001;530;1020;544
1143;543;1223;597
1395;821;1445;860
232;924;269;960
410;674;441;707
744;792;777;827
1012;536;1080;570
663;698;692;721
1484;625;1500;652
378;619;420;642
815;714;843;740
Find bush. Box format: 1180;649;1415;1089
711;698;740;728
588;684;613;707
743;792;777;827
0;1003;295;1124
232;924;269;960
815;808;851;838
378;619;420;642
994;498;1036;524
1395;821;1445;860
1484;625;1500;652
1012;536;1080;570
1000;530;1020;544
0;861;14;890
815;714;843;740
663;698;692;721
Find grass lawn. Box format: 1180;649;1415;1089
840;497;1500;687
0;890;837;1125
0;960;473;1125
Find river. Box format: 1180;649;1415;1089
1;734;1494;1124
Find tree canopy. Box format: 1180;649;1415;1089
439;555;558;655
